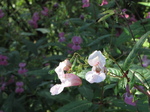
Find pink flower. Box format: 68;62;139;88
41;7;49;16
119;9;129;19
50;60;82;95
0;110;4;112
0;9;4;18
100;0;108;6
85;50;106;83
82;0;90;8
146;12;150;19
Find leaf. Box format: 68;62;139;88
38;91;73;103
116;19;150;46
36;28;50;34
2;93;15;112
123;31;150;71
78;85;93;101
88;34;111;46
138;2;150;6
96;10;114;22
22;39;38;55
56;100;92;112
20;32;35;36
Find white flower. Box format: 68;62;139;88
85;50;106;83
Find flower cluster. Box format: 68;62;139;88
15;81;24;93
0;55;8;66
28;7;49;28
0;9;4;18
85;50;107;83
28;12;40;28
50;59;82;95
50;50;107;95
18;63;28;75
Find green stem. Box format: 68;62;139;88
98;82;104;112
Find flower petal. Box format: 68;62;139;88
85;71;106;83
50;84;64;95
88;50;106;68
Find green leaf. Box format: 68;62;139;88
20;32;35;36
116;19;150;46
2;93;15;112
78;85;93;101
38;91;73;103
123;31;150;71
96;10;114;22
56;100;92;112
88;34;111;46
36;28;50;34
22;39;38;55
138;2;150;6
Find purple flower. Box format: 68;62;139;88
16;81;24;87
124;93;137;106
0;9;4;18
18;63;28;75
59;37;66;42
0;110;4;112
58;32;66;42
19;63;26;68
0;82;6;91
53;3;59;8
28;19;38;28
72;44;81;51
72;36;82;45
15;87;24;93
0;55;8;66
142;55;150;67
82;0;90;8
123;85;137;106
100;0;108;6
59;32;65;37
41;7;49;16
80;14;84;20
32;12;40;22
